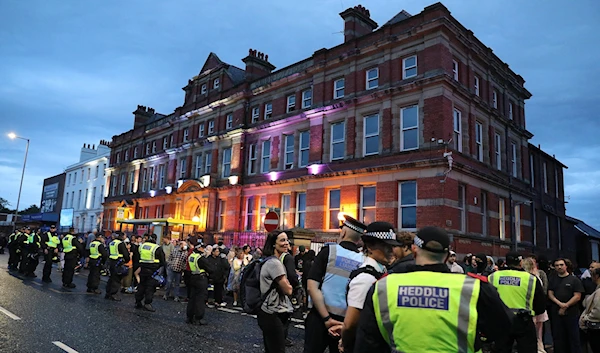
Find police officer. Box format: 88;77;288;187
87;234;108;294
7;227;22;270
304;214;366;353
186;242;211;325
17;226;31;274
41;225;60;283
105;232;130;301
23;227;42;278
134;234;166;312
62;227;83;288
489;252;546;353
355;227;512;353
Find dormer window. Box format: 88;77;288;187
213;78;220;89
201;84;207;95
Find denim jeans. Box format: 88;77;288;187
165;268;182;298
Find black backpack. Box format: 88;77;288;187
240;256;277;314
346;265;386;302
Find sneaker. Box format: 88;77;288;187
206;303;215;309
143;304;156;312
162;295;168;301
174;297;180;303
219;302;227;307
233;301;238;306
93;289;102;294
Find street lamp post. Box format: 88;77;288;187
8;133;30;232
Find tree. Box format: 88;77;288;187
0;197;11;213
20;204;40;215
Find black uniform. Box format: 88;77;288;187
491;268;546;353
105;239;130;300
187;250;213;324
206;253;230;304
40;231;60;282
7;231;21;270
24;232;42;277
16;231;29;274
355;264;513;353
87;241;108;292
134;242;166;308
62;234;84;287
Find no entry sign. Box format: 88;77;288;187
264;211;280;232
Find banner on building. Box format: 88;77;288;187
117;207;125;220
41;182;59;213
60;208;74;227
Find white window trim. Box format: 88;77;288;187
201;84;207;94
226;114;233;129
400;106;419;151
458;184;466;232
148;166;154;190
509;102;514;120
474;76;480;96
261;140;271;174
545;215;550;247
295;192;306;228
360;185;376;224
302;89;312;109
511;143;517;177
208;120;215;134
366;68;379;90
163;137;168;150
199;124;205;137
331;121;345;161
204;153;212;174
158;165;165;189
222;148;232;178
453;109;462;152
179;159;186;179
195;154;203;179
286;95;296;113
248;144;257;175
495;133;502;170
475;122;483;162
152;141;156;153
299;131;310;168
183;128;189;142
245;197;256;231
452;60;459;81
264;103;272;119
481;192;488;236
555;168;559;196
218;200;226;231
252;107;259;123
398;181;417;231
213;78;220;89
530;155;535;188
363;114;380;156
499;198;506;240
402;55;417;79
284;134;294;170
492;90;498;109
543;162;548;193
141;169;148;192
281;194;291;229
515;205;521;243
328;189;341;230
334;78;345;99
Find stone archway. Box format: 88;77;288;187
183;197;202;220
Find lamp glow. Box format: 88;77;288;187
7;132;16;139
228;175;239;185
337;212;346;221
192;216;200;222
200;174;211;187
177;180;184;188
308;164;322;175
268;171;278;182
165;186;172;194
150;190;156;197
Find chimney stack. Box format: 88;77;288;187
339;5;378;42
133;105;155;129
242;48;276;81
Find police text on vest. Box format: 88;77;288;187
397;286;449;310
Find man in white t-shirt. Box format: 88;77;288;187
447;250;464;273
334;221;400;353
242;244;253;266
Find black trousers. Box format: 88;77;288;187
87;259;102;290
105;261;124;296
589;329;600;353
62;256;77;285
18;249;29;273
135;267;158;305
25;254;39;275
493;314;536;353
42;251;55;280
258;309;291;353
304;309;341;353
213;281;225;303
187;274;208;320
184;270;192;298
550;310;582;353
8;246;18;269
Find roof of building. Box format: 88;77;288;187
566;216;600;239
528;143;568;169
384;10;412;26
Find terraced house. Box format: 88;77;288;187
102;3;569;259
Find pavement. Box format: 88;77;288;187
0;253;305;353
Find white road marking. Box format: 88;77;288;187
291;317;304;323
52;342;79;353
294;324;305;329
0;305;21;320
217;308;239;314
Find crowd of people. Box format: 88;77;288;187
4;221;600;353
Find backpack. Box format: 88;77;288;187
240;256;277;314
346;265;386;302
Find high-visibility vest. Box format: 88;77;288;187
320;244;364;317
46;232;60;248
62;235;75;253
139;242;160;263
89;241;102;259
27;234;40;247
109;240;123;259
373;271;480;353
188;253;206;274
489;269;537;315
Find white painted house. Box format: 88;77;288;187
61;141;110;232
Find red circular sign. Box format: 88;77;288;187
264;211;280;232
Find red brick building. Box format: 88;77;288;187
103;3;566;257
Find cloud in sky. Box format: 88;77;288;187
0;0;598;229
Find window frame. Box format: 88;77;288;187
226;114;233;129
499;198;506;240
458;184;466;232
400;105;419;151
281;194;291;230
452;60;459;81
141;169;148;192
328;189;341;230
252;106;260;123
218;200;226;231
302;89;312;109
330;121;345;161
299;131;310;168
495;133;502;170
509;102;514;120
128;170;135;194
543;162;548;193
515;204;521;243
201;83;207;94
261;140;271;174
248;144;257;175
474;76;480;96
286;95;296;113
511;142;517;177
195;154;203;178
492;90;498;109
213;78;220;89
453;108;462;152
245;196;256;231
296;192;306;228
163;137;168;150
264;102;273;119
183;128;189;142
222;148;232;178
402;55;417;79
398;180;417;231
360;185;377;225
366;67;379;90
208;120;215;134
363;114;380;156
334;78;345;99
284;134;294;170
204;153;212;174
198;124;205;137
481;192;488;236
475;122;483;162
179;158;186;179
158;164;166;189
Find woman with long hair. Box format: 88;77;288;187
257;230;293;353
228;248;245;306
523;256;549;353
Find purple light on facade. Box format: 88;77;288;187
308;164;322;175
269;171;279;181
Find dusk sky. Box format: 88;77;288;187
0;1;598;229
